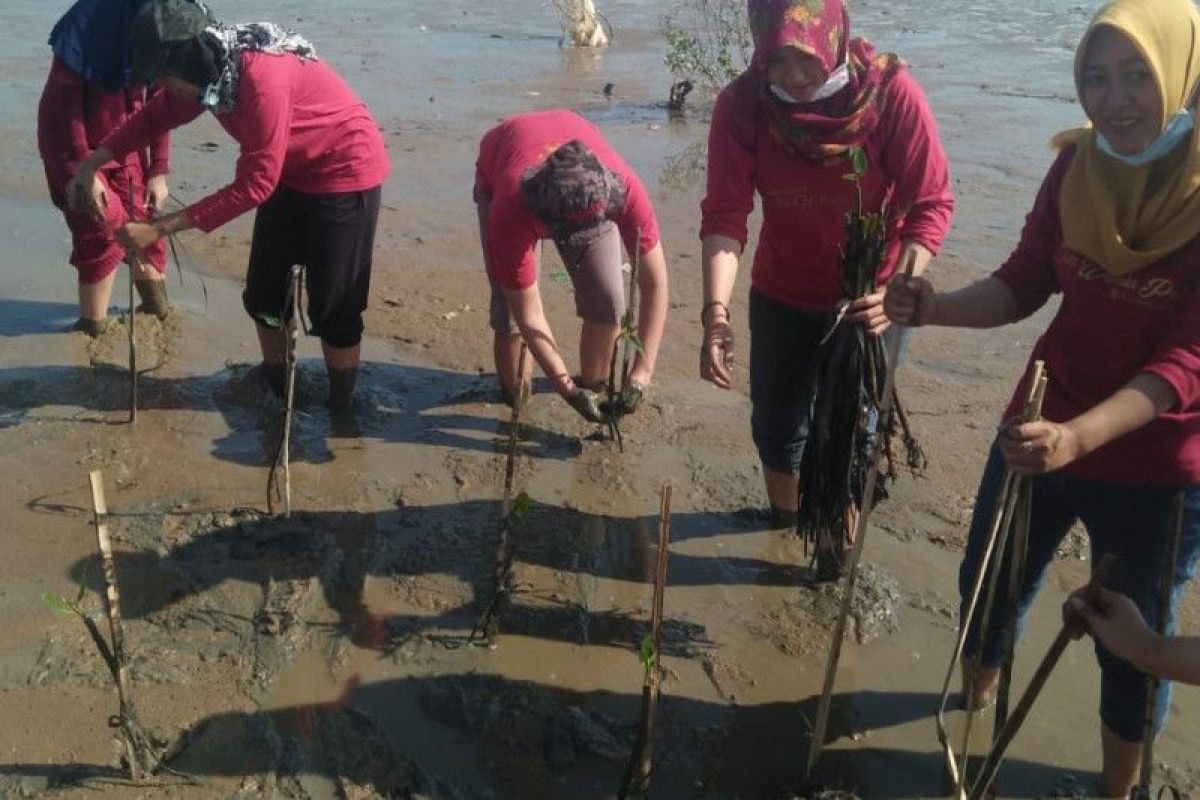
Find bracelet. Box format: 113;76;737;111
701;301;730;325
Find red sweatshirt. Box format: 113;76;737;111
101;51;390;233
995;146;1200;485
701;69;954;311
38;55;170;193
474;109;661;290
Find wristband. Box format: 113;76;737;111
701;301;730;325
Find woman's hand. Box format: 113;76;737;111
847;289;890;336
67;166;108;223
700;314;735;389
1000;419;1084;474
117;221;164;253
884;274;938;327
146;175;170;214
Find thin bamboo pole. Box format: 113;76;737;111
969;554;1117;799
619;483;672;798
804;253;915;781
1132;492;1185;798
281;265;303;519
127;258;138;425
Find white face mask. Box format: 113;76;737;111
1096;108;1195;166
769;64;850;104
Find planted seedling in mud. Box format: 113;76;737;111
471;491;532;645
618;484;672;799
42;472;191;783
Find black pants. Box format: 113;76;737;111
243;184;382;349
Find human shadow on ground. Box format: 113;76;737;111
62;497;812;660
0;299;79;337
0;359;583;465
0;678;1088;799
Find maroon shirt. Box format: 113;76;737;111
474;109;661;290
701;69;954;311
102;51;390;232
996;146;1200;485
37;55;170;193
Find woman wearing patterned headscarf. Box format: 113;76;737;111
474;110;669;423
886;0;1200;792
38;0;172;335
698;0;953;573
69;0;389;411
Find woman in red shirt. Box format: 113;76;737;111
474;110;669;422
698;0;952;569
69;0;390;410
886;0;1200;791
38;0;172;335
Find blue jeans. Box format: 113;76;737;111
960;442;1200;741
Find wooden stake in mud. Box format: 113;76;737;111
804;254;915;783
89;470;162;779
267;265;303;518
1131;492;1185;800
969;554;1116;799
127;259;139;424
933;360;1046;799
472;344;529;644
619;482;672;798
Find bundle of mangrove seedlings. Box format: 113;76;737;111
796;148;926;580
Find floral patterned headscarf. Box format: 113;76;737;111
747;0;903;163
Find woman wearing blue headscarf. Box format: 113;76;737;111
37;0;172;335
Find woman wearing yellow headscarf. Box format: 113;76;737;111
886;0;1200;793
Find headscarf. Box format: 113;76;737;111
130;0;316;114
520;140;627;246
1056;0;1200;277
746;0;903;163
190;17;318;114
49;0;146;92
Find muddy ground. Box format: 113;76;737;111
1;1;1199;798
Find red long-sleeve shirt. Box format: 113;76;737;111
995;146;1200;485
38;55;170;192
101;51;389;233
701;69;954;311
474;109;661;290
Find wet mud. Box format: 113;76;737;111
2;1;1199;799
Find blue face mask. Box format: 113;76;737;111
1096;108;1195;166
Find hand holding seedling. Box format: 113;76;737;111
567;387;611;423
884;272;936;327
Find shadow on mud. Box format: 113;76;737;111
0;680;1083;798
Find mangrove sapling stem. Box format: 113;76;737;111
606;337;623;451
620;229;641;394
804;254;915;783
89;470;162;779
969;554;1117;800
1133;492;1185;798
471;345;529;644
619;483;672;798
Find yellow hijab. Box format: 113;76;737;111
1057;0;1200;277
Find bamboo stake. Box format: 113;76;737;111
472;344;528;644
127;264;138;424
266;266;303;518
935;361;1046;798
969;554;1117;799
620;230;641;394
619;483;672;798
1131;492;1185;799
804;253;915;782
89;470;160;779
